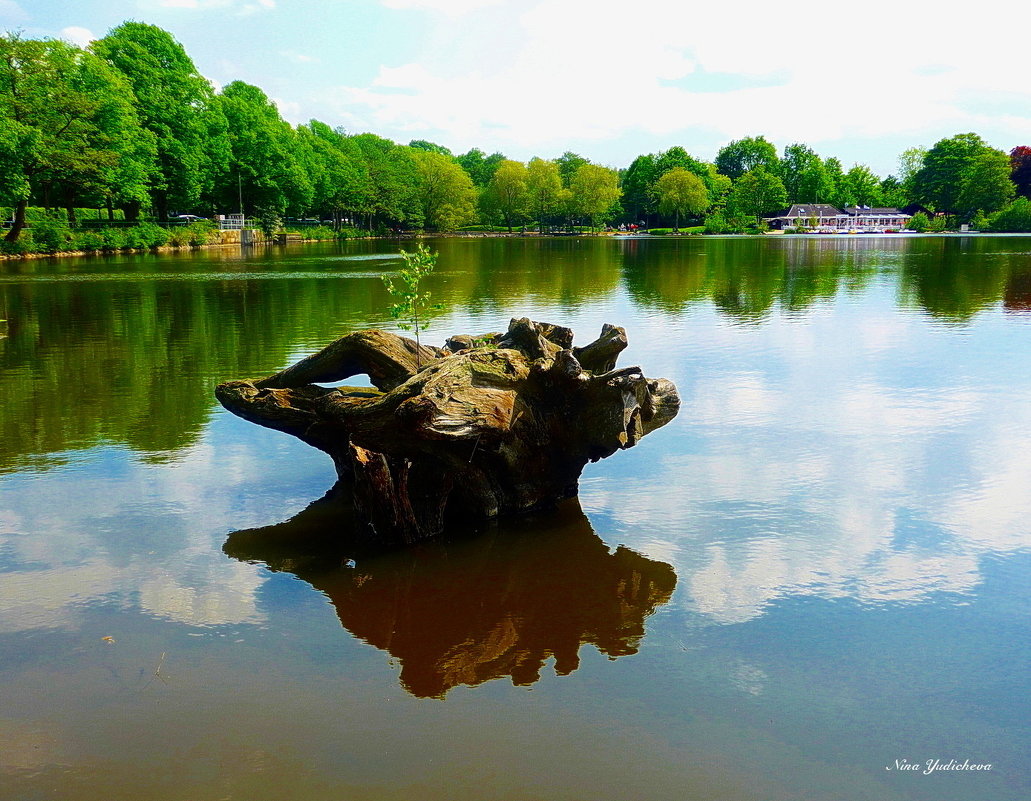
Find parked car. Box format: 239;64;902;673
174;214;206;222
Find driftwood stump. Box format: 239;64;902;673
216;317;679;548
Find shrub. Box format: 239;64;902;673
166;227;190;247
969;210;989;231
0;237;31;256
703;212;732;234
136;222;169;248
255;207;282;240
31;217;72;253
907;212;931;232
987;198;1031;232
928;214;951;233
101;228;126;251
122;226;147;249
73;231;105;251
336;227;362;240
186;221;213;246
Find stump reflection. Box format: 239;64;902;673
226;494;677;698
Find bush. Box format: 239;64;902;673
928;214;952;233
0;237;31;256
31;217;72;253
336;227;362;240
73;230;105;251
186;221;213;246
135;222;169;248
166;227;190;247
987;198;1031;232
907;211;931;232
101;228;126;251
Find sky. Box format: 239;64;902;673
5;0;1031;177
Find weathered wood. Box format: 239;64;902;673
216;318;679;548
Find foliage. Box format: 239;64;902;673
839;164;883;207
911;133;989;214
92;22;228;220
480;159;529;231
906;211;930;232
0;33;156;241
456;148;506;187
1011;146;1031;199
729;167;788;223
165;227;190;247
382;244;441;356
651;168;709;230
255;206;282;239
779;143;833;204
568;164;621;229
31;217;72;253
928;214;951;233
556;152;590;187
987;197;1031;232
955;148;1016;221
525;158;562;232
715;136;779;180
411;149;477;231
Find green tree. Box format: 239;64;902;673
408;139;452;156
456;148;505;187
0;34;155;241
525;157;562;233
987;197;1031;232
621;153;658;222
296;121;372;227
557;151;590;187
351;133;422;230
956;148;1015;221
411;148;477;231
911;133;988;214
779;143;833;203
907;211;931;232
382;244;440;360
568;163;621;230
481;159;529;232
216;81;313;217
92;22;229;220
651;167;709;231
715;136;779;180
729;167;788;225
839;164;883;207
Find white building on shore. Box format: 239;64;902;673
765;204;911;233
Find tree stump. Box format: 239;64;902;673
216;317;679;548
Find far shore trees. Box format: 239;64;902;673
411;149;477;231
716;136;779;181
568;163;621;230
0;33;155;241
651;168;709;231
526;158;562;233
481;159;529;232
730;167;788;226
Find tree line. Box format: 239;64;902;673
3;22;1031;245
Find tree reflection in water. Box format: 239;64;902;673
226;493;676;698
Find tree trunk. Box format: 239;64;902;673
4;199;27;242
217;318;679;550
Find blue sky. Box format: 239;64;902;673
6;0;1031;177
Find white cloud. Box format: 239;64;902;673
60;27;96;48
280;50;318;64
325;0;1031;165
0;0;27;22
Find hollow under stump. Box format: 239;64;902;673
215;317;680;549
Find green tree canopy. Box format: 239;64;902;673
351;133;422;229
216;81;312;217
651;167;709;231
956;148;1015;221
480;159;529;231
839;164;883;207
411;148;477;231
729;166;788;224
715;136;779;180
525;157;562;232
456;148;505;186
911;133;988;214
779;143;833;204
568;163;621;229
92;22;229;220
557;151;590;187
0;34;155;240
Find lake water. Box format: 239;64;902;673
0;235;1029;801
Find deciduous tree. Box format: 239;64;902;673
729;167;787;225
1010;146;1031;199
715;136;779;180
651;167;708;231
411;148;477;231
480;159;529;231
568;163;621;229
